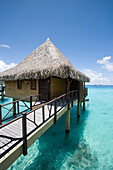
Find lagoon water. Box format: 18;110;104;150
2;85;113;169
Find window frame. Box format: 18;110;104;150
31;79;36;90
17;80;22;89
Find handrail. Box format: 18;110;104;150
26;98;55;116
0;90;78;128
1;94;41;107
0;90;84;159
0;94;45;124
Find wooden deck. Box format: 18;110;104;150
0;105;61;154
0;90;78;169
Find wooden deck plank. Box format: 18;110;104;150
0;104;58;157
0;148;5;155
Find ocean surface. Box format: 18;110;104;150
1;85;113;170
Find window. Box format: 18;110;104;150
31;79;36;90
17;80;22;89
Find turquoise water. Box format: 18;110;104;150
2;86;113;169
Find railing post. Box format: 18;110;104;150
69;92;70;101
77;90;81;117
71;92;73;107
22;112;27;156
83;93;85;110
13;99;16;116
63;96;64;106
65;91;71;133
54;98;57;124
0;105;2;125
34;110;35;123
17;101;19;114
42;106;45;122
67;94;70;110
73;91;75;99
40;94;42;104
1;86;4;100
30;96;32;110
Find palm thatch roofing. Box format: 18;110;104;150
0;38;90;82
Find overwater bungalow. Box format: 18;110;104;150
0;38;89;102
0;39;90;169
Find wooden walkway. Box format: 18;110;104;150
0;90;78;169
0;104;61;155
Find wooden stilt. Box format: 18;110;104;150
77;90;81;117
13;99;16;116
83;95;85;110
83;81;85;110
65;77;71;133
77;99;81;117
65;109;70;133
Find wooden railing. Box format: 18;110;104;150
0;90;79;159
0;94;47;125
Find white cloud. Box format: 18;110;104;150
0;44;10;49
0;60;17;72
103;56;111;61
83;69;111;85
97;56;113;72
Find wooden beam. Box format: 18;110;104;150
22;112;27;156
66;77;72;93
1;86;4;100
65;110;70;133
77;83;81;117
83;96;85;110
30;96;32;110
83;82;85;110
13;99;16;116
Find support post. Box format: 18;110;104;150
65;109;70;133
30;96;32;110
22;112;27;156
71;100;73;108
83;82;85;110
77;91;81;117
0;105;2;125
54;98;57;124
13;99;16;116
42;106;45;122
71;91;73;107
17;101;19;114
1;86;4;100
83;95;85;110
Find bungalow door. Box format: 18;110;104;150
70;79;79;91
39;78;50;101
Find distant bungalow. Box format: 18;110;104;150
0;38;90;102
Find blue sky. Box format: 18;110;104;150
0;0;113;84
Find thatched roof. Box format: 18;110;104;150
0;38;90;82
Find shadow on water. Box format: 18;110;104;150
9;104;98;170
